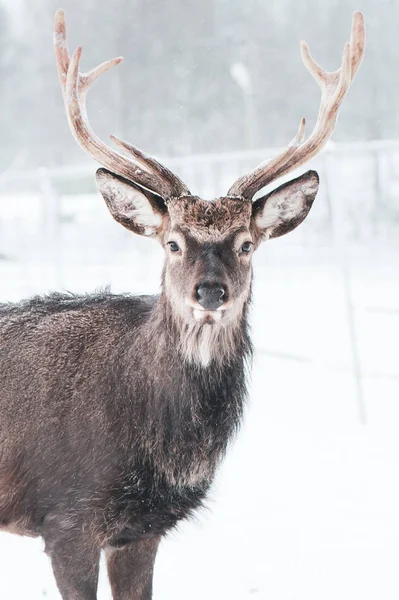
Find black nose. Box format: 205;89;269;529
196;282;226;310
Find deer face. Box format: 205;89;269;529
162;196;254;326
96;168;319;328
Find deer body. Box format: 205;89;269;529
0;291;249;539
0;288;249;598
0;9;365;600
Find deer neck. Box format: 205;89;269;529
149;290;252;370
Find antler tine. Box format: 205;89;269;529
228;117;306;197
53;8;70;93
110;134;190;196
227;12;365;200
54;9;190;199
350;11;366;80
54;10;124;105
83;58;124;92
300;42;325;87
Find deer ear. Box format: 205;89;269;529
252;170;319;240
96;168;167;238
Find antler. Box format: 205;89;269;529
53;9;190;199
228;11;365;200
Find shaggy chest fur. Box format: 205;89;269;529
0;292;252;542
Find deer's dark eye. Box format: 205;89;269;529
240;242;252;253
168;241;180;252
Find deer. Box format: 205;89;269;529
0;9;365;600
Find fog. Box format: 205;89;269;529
0;0;398;598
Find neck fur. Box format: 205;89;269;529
152;293;252;369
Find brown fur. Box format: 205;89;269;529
167;196;253;240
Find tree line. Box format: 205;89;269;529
0;0;396;170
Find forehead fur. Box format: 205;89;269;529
167;196;252;238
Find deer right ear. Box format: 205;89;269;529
96;168;168;238
252;170;319;241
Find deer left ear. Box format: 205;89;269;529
252;170;319;240
96;168;168;239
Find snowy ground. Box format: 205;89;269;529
0;213;398;598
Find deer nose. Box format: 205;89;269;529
196;283;226;310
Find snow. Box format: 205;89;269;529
0;196;398;599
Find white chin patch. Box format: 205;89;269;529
193;309;222;323
179;306;240;368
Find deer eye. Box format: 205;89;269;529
168;241;180;252
240;242;253;253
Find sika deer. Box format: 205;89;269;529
0;10;365;600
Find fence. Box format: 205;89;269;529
0;139;397;288
1;139;399;258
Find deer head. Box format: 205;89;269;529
54;10;365;359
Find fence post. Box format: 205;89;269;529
37;167;63;290
325;148;367;424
